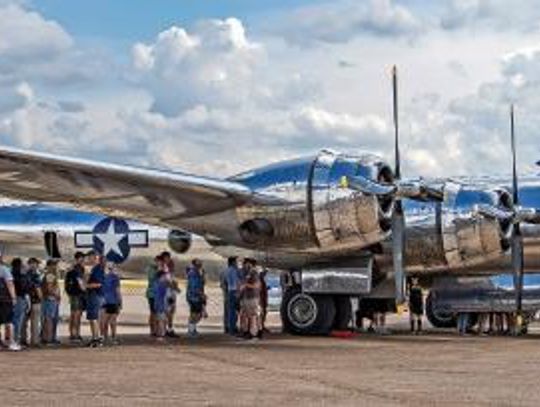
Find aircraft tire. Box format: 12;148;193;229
332;296;352;330
281;287;336;335
425;291;457;328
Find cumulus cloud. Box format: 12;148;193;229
0;4;72;61
441;0;540;32
132;18;263;117
269;0;423;46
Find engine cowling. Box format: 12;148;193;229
167;229;192;254
309;150;395;253
441;182;513;269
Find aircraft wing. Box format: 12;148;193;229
0;146;263;226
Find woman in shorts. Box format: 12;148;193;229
102;263;122;345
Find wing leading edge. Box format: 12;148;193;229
0;146;261;227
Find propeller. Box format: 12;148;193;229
510;105;525;330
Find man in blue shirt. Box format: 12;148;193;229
224;257;239;335
186;258;205;337
85;250;105;347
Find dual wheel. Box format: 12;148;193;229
280;288;352;335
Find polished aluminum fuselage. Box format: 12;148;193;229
1;149;540;279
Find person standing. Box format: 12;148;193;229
186;259;206;337
145;255;160;337
41;259;61;345
239;260;262;340
224;256;240;335
102;262;122;345
457;312;470;336
408;278;424;334
85;251;105;347
259;268;269;333
153;257;169;341
219;261;229;334
65;252;86;342
12;258;31;346
0;254;20;351
161;251;179;338
25;258;42;347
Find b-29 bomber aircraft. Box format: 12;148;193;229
0;68;538;335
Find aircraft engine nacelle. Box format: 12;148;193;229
167;229;192;254
309;150;395;253
232;150;395;254
441;182;513;269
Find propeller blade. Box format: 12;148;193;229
345;175;397;196
475;203;515;222
392;200;406;305
391;65;407;306
511;105;519;207
393;65;400;180
512;224;524;316
510;104;524;325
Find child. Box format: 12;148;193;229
102;262;122;345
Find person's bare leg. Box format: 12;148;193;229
102;314;110;340
90;320;99;340
75;311;82;337
99;309;106;337
111;314;118;339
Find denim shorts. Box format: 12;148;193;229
42;298;58;320
86;294;103;321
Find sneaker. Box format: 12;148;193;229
87;338;103;348
166;330;179;338
8;342;22;352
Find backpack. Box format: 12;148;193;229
65;268;81;296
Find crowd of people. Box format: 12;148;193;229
0;249;122;351
219;256;269;340
0;247;273;352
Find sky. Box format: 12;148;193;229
1;0;540;178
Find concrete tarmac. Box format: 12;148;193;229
2;320;540;406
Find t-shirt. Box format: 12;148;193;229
154;271;170;303
42;271;59;299
225;266;240;292
145;264;158;299
186;267;204;303
87;264;105;297
409;286;424;314
13;268;32;297
0;265;13;303
242;270;261;301
65;264;85;296
0;264;13;282
103;272;121;305
29;269;42;304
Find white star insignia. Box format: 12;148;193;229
95;220;126;258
